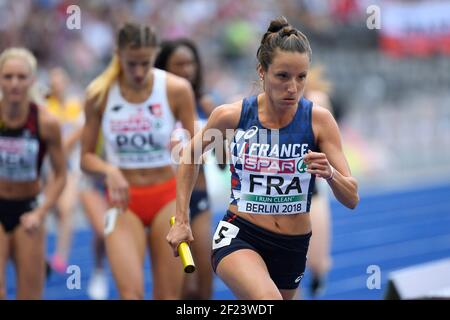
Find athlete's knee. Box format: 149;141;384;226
16;279;44;300
92;223;105;239
251;290;283;300
153;287;182;300
182;288;210;300
17;291;42;300
259;292;282;300
308;257;331;275
120;289;144;300
0;281;6;299
196;282;213;300
182;292;202;300
118;282;144;300
57;203;74;218
153;292;181;300
17;274;44;299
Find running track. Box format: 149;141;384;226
5;182;450;299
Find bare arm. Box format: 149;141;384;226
200;95;228;170
169;75;197;144
167;103;240;255
80;95;128;209
63;125;83;153
306;90;333;112
40;114;67;214
167;75;197;224
306;106;359;209
199;94;215;117
80;96;110;175
201;96;230;168
215;143;229;170
21;112;67;232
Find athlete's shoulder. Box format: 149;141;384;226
84;87;109;115
37;103;58;124
312;103;333;122
311;102;338;139
164;71;195;118
207;100;242;131
37;104;62;140
165;70;192;95
306;90;333;112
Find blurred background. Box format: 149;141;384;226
1;0;449;299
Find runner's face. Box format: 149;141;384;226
120;46;155;87
262;49;309;108
0;57;34;105
49;68;69;97
166;45;197;84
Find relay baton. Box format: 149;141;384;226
170;216;196;273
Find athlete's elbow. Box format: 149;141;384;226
346;179;359;210
80;155;87;172
179;147;195;166
346;193;360;210
80;153;91;173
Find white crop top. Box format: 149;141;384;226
101;69;176;169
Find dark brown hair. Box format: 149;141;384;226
154;38;203;100
257;16;312;71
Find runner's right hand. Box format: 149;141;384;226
105;166;129;210
166;221;194;257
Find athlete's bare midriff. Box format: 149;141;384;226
121;165;175;186
228;204;312;236
0;180;40;199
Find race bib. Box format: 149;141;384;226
237;154;310;215
0;137;39;181
212;220;240;250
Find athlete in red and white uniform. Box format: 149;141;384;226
81;23;196;300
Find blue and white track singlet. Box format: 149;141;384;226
229;95;318;215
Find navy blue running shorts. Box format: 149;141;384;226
211;210;311;290
0;197;38;233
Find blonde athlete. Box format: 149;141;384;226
0;48;66;299
81;23;196;300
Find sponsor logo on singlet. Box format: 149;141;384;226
233;135;311;215
105;104;171;166
0;136;39;181
148;103;162;117
110;112;159;153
